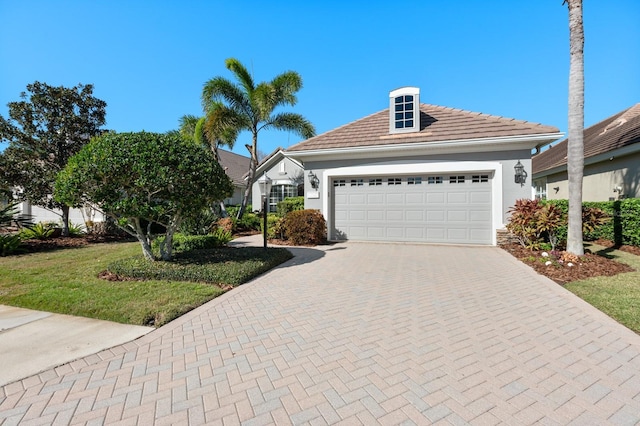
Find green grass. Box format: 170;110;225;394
565;244;640;333
0;242;292;327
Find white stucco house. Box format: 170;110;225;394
285;87;562;245
251;148;304;212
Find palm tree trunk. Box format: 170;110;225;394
566;0;585;255
237;134;258;220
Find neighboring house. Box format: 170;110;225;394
218;148;251;206
532;103;640;201
251;148;304;212
286;87;561;245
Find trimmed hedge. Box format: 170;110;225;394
108;247;293;285
541;198;640;247
153;231;232;254
277;196;304;218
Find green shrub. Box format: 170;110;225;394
153;231;232;254
19;222;54;240
107;247;293;285
180;208;220;235
261;214;284;239
543;198;640;247
0;203;33;230
282;209;327;246
236;212;261;232
277;196;304;218
0;234;24;256
67;221;86;237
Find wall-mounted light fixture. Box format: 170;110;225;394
553;187;560;193
308;170;320;190
514;160;528;186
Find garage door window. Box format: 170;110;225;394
472;175;489;183
450;176;465;184
428;176;443;184
407;177;422;185
333;180;346;187
388;178;402;185
350;179;364;186
369;178;382;186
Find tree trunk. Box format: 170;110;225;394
566;0;585;255
211;143;229;217
159;216;180;261
61;205;70;237
134;218;155;261
236;134;258;220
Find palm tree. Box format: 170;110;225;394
202;58;315;219
565;0;585;255
178;114;235;215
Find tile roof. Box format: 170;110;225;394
533;104;640;175
288;104;560;152
218;148;250;186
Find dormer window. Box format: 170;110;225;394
389;87;420;134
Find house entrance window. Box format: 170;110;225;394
269;184;296;212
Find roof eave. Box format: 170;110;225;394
533;141;640;178
286;133;563;162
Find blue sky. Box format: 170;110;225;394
1;1;639;157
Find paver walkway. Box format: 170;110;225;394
1;240;640;425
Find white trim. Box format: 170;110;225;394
287;133;563;161
322;161;503;245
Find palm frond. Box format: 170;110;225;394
202;77;251;116
225;58;255;94
178;114;200;139
263;112;316;140
270;71;303;106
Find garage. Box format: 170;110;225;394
332;173;493;244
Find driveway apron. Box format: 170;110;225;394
1;241;640;425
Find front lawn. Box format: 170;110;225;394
565;244;640;334
0;241;292;327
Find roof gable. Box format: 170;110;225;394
533;104;640;175
288;103;560;152
217;148;250;186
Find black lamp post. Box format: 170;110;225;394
257;172;272;250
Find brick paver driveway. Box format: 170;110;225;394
2;242;640;425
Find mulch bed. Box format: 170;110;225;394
19;235;134;253
500;243;635;285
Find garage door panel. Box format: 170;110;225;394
368;194;384;203
406;210;424;221
447;192;468;203
447;210;468;222
333;174;492;245
387;210;404;220
386;193;403;204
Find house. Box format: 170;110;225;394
532;103;640;201
217;148;251;206
286;87;562;245
251;148;304;212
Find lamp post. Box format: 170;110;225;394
257;172;272;250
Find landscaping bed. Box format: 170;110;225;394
500;243;635;285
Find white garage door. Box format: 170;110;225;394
332;173;493;244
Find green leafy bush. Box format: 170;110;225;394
179;208;220;235
277;196;304;218
19;222;54;240
282;209;327;246
153;231;232;254
261;214;284;239
67;221;86;237
236;212;261;232
0;203;33;230
0;234;24;256
107;247;293;285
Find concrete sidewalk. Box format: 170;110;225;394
0;305;152;386
1;238;640;424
